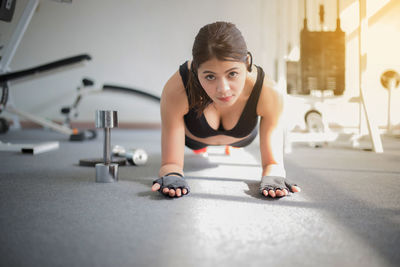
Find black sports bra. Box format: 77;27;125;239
179;61;265;138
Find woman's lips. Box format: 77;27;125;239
218;96;233;102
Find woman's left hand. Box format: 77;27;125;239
260;176;301;198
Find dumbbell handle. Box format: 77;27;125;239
95;110;118;165
104;127;111;164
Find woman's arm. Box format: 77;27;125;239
257;78;286;177
152;70;191;197
158;71;188;177
257;77;301;197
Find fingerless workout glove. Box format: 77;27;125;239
259;176;297;195
153;172;191;194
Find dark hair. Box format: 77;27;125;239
187;21;252;116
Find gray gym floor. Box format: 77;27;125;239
0;128;399;267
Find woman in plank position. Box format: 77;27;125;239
152;21;301;198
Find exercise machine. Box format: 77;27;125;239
284;0;383;153
60;77;160;127
381;70;400;136
0;54;94;139
0;0;93;154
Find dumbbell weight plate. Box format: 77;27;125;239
95;110;118;128
96;163;118;183
79;157;127;167
304;110;324;132
381;70;400;90
125;149;148;165
112;145;126;156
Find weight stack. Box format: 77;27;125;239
286;61;300;95
300;28;345;95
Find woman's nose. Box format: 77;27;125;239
216;78;230;93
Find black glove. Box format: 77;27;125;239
259;176;298;196
153;172;190;194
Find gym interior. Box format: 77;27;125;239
0;0;399;266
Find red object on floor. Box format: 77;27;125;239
225;145;231;155
193;147;208;154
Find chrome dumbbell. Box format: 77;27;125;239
112;145;148;165
95;110;118;183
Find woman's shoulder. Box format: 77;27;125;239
161;68;189;114
256;72;284;117
165;60;191;90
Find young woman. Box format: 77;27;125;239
152;21;301;198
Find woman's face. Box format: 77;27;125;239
197;58;247;107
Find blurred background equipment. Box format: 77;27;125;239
380;70;400;135
286;0;345;96
0;54;94;139
284;0;384;153
60;78;160;128
0;0;16;22
0;0;95;155
0;0;95;141
300;2;345;96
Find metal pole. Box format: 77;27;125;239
387;83;393;133
6;105;73;135
358;0;383;153
0;0;39;72
303;0;308;30
337;0;340;19
336;0;341;29
104;128;111;164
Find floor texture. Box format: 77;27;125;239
0;128;399;267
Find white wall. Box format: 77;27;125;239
1;0;399;128
1;0;277;124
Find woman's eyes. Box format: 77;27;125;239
228;71;239;78
204;72;238;81
205;75;215;81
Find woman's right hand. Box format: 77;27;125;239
151;175;190;198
